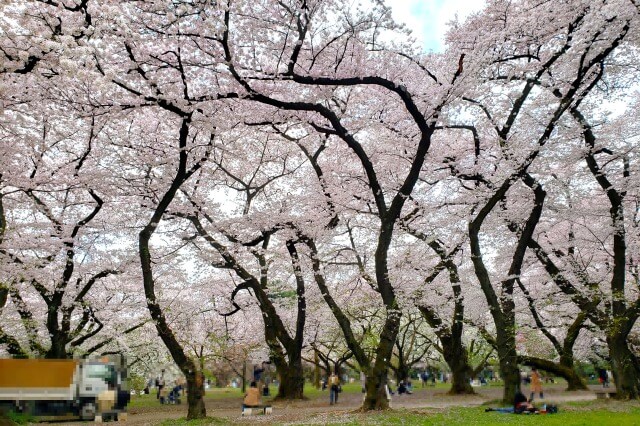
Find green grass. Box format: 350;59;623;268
156;406;640;425
2;411;34;425
135;382;640;425
306;406;640;426
130;379;488;408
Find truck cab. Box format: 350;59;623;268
76;359;129;420
78;362;118;398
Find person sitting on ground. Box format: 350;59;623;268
243;381;262;409
397;380;413;395
485;390;538;414
514;390;538;414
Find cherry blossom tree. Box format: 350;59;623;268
0;92;142;358
443;0;637;402
2;0;639;412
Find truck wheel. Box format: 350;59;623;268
80;402;96;420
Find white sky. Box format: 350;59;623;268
388;0;485;52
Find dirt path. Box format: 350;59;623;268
48;384;604;425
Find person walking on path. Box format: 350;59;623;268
329;372;340;405
420;371;427;388
529;367;543;401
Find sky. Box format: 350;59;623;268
388;0;485;52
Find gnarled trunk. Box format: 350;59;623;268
139;116;206;420
559;353;588;391
185;368;206;419
362;313;400;410
276;360;305;400
496;330;520;404
313;351;321;389
607;333;640;399
392;361;409;383
562;364;588;391
363;367;390;411
45;333;68;359
442;335;474;395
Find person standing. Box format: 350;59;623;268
529;367;543;401
253;363;265;383
156;370;166;400
598;368;609;388
329;372;340;405
253;362;266;395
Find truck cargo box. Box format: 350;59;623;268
0;359;78;401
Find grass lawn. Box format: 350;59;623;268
160;403;640;425
325;406;640;426
142;381;640;425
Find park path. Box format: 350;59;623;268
48;384;603;425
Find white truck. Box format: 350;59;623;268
0;356;129;422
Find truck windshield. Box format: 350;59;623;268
85;364;117;385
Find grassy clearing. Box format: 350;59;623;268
158;403;640;426
129;379;495;409
133;381;640;425
294;404;640;425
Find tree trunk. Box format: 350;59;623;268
241;359;247;394
313;351;320;389
395;363;409;383
563;365;588;391
362;314;399;411
559;355;588;391
185;368;206;420
276;361;305;400
363;366;390;411
443;343;474;394
607;333;640;399
138;116;206;419
45;334;68;359
496;335;520;404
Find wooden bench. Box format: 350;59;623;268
595;391;617;399
95;411;128;423
241;405;273;416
